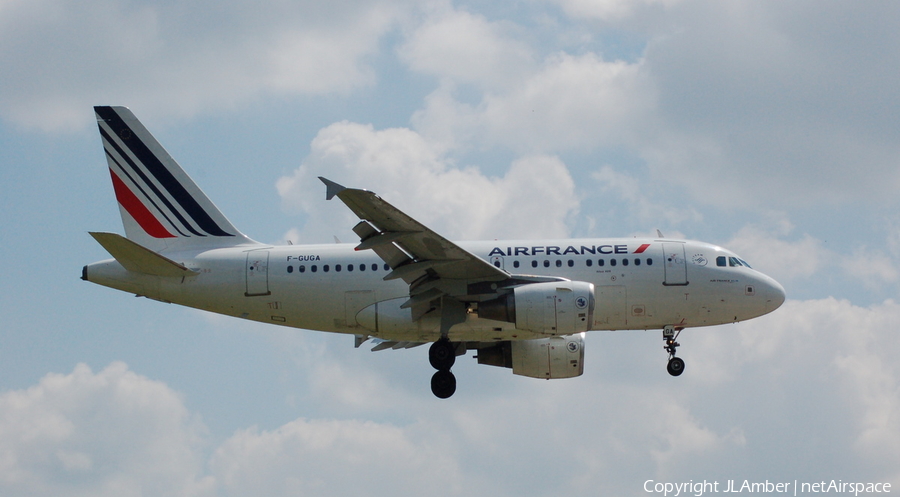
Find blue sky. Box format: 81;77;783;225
2;0;900;495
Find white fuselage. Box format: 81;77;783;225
85;237;785;343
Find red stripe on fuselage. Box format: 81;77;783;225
109;169;175;238
634;244;651;253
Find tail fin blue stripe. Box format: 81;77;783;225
102;144;190;237
95;106;233;237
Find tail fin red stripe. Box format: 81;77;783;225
109;169;175;239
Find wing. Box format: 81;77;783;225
320;177;510;331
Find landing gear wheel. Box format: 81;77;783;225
667;357;685;376
662;326;685;377
429;338;456;371
431;370;457;399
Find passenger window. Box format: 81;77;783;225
543;260;550;268
567;260;574;267
611;259;617;267
598;259;605;267
634;258;641;266
622;259;629;266
556;260;562;267
513;261;520;268
372;264;378;271
717;256;727;267
359;264;365;271
323;265;330;272
299;265;306;273
311;265;317;273
336;264;342;272
383;264;390;271
647;258;653;266
586;260;593;267
287;266;294;274
494;260;501;268
532;260;538;268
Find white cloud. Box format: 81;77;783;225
0;362;213;497
411;51;654;154
277;121;579;242
649;297;900;484
724;217;900;297
405;1;900;212
238;298;900;491
725;221;830;283
4;294;900;495
767;298;900;469
648;402;746;476
483;53;654;152
209;418;463;496
591;164;703;227
635;1;900;208
398;6;535;90
0;0;406;130
841;248;899;287
6;0;900;218
552;0;683;21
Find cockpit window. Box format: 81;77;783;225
717;255;753;268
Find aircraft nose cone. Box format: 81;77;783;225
765;277;786;313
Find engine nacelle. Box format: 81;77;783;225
478;281;595;335
476;334;585;379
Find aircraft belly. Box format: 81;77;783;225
593;285;627;329
352;297;544;342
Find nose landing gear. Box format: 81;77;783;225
663;326;685;377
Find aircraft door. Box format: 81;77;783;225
245;250;271;296
662;243;688;286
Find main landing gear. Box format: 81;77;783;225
429;338;457;399
663;326;685;377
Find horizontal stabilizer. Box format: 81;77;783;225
89;232;195;277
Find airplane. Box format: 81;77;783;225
82;106;786;399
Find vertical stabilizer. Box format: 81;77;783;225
94;106;256;251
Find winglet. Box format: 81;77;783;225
318;177;346;201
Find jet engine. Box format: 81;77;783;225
476;334;585;379
478;281;595;335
